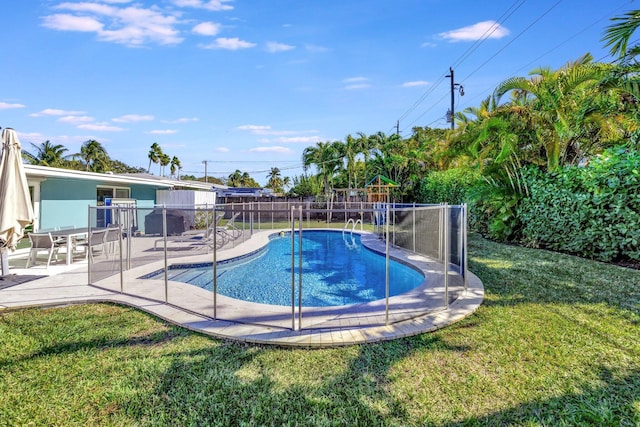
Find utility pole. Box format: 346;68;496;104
445;67;464;130
396;120;400;136
202;160;208;183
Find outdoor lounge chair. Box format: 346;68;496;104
25;232;61;268
216;212;242;242
154;212;224;250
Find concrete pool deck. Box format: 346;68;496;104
0;230;484;347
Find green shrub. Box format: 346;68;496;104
416;168;480;205
518;147;640;261
468;182;523;242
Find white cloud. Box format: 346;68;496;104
402;81;430;87
163;117;200;124
112;114;154;123
305;44;330;53
42;14;104;32
439;20;509;42
344;83;370;90
193;22;221;36
265;41;295;53
147;129;177;135
249;146;292;154
421;41;436;48
78;122;125;131
215;147;230;152
30;108;86;117
343;76;368;83
58;115;95;124
0;102;26;109
42;3;183;47
173;0;234;11
236;124;272;133
199;37;256;50
342;76;371;90
275;136;323;144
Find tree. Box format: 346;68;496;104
227;170;243;187
494;54;610;171
602;9;640;60
147;142;162;174
170;156;181;179
75;139;109;172
340;134;360;191
22;141;69;167
159;153;170;176
302;141;342;200
266;167;284;193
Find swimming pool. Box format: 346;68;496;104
147;230;425;307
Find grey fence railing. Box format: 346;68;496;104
86;202;467;331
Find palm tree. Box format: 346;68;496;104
494;54;609;171
302;141;342;200
228;170;243;187
340;134;360;191
159;153;170;176
147;142;162;174
170;156;181;179
22;141;69;167
603;9;640;60
75;139;109;172
266;167;283;193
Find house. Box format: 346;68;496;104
24;165;216;232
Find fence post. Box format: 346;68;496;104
118;206;124;293
162;205;168;303
412;202;416;253
213;205;218;320
298;205;303;330
463;203;468;292
443;203;449;310
87;206;92;284
290;206;296;330
385;203;390;325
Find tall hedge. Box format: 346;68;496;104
518;148;640;262
416;168;480;205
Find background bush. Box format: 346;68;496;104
517;147;640;262
416;168;480;205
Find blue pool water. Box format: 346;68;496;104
149;230;424;307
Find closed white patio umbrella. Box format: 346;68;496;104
0;128;35;276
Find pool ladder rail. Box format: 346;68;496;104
342;219;361;250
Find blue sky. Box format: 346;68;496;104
0;0;633;185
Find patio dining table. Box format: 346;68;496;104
49;227;91;265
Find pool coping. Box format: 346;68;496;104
88;229;484;347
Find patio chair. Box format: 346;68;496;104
76;229;108;262
104;224;122;259
25;232;61;269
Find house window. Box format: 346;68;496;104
97;186;131;206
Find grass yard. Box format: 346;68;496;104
0;234;639;426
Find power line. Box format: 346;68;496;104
459;0;565;84
456;0;631;113
395;0;528;128
451;0;527;70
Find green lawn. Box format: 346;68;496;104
1;234;639;426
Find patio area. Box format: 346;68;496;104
0;227;484;347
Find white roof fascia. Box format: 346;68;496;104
23;164;174;188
